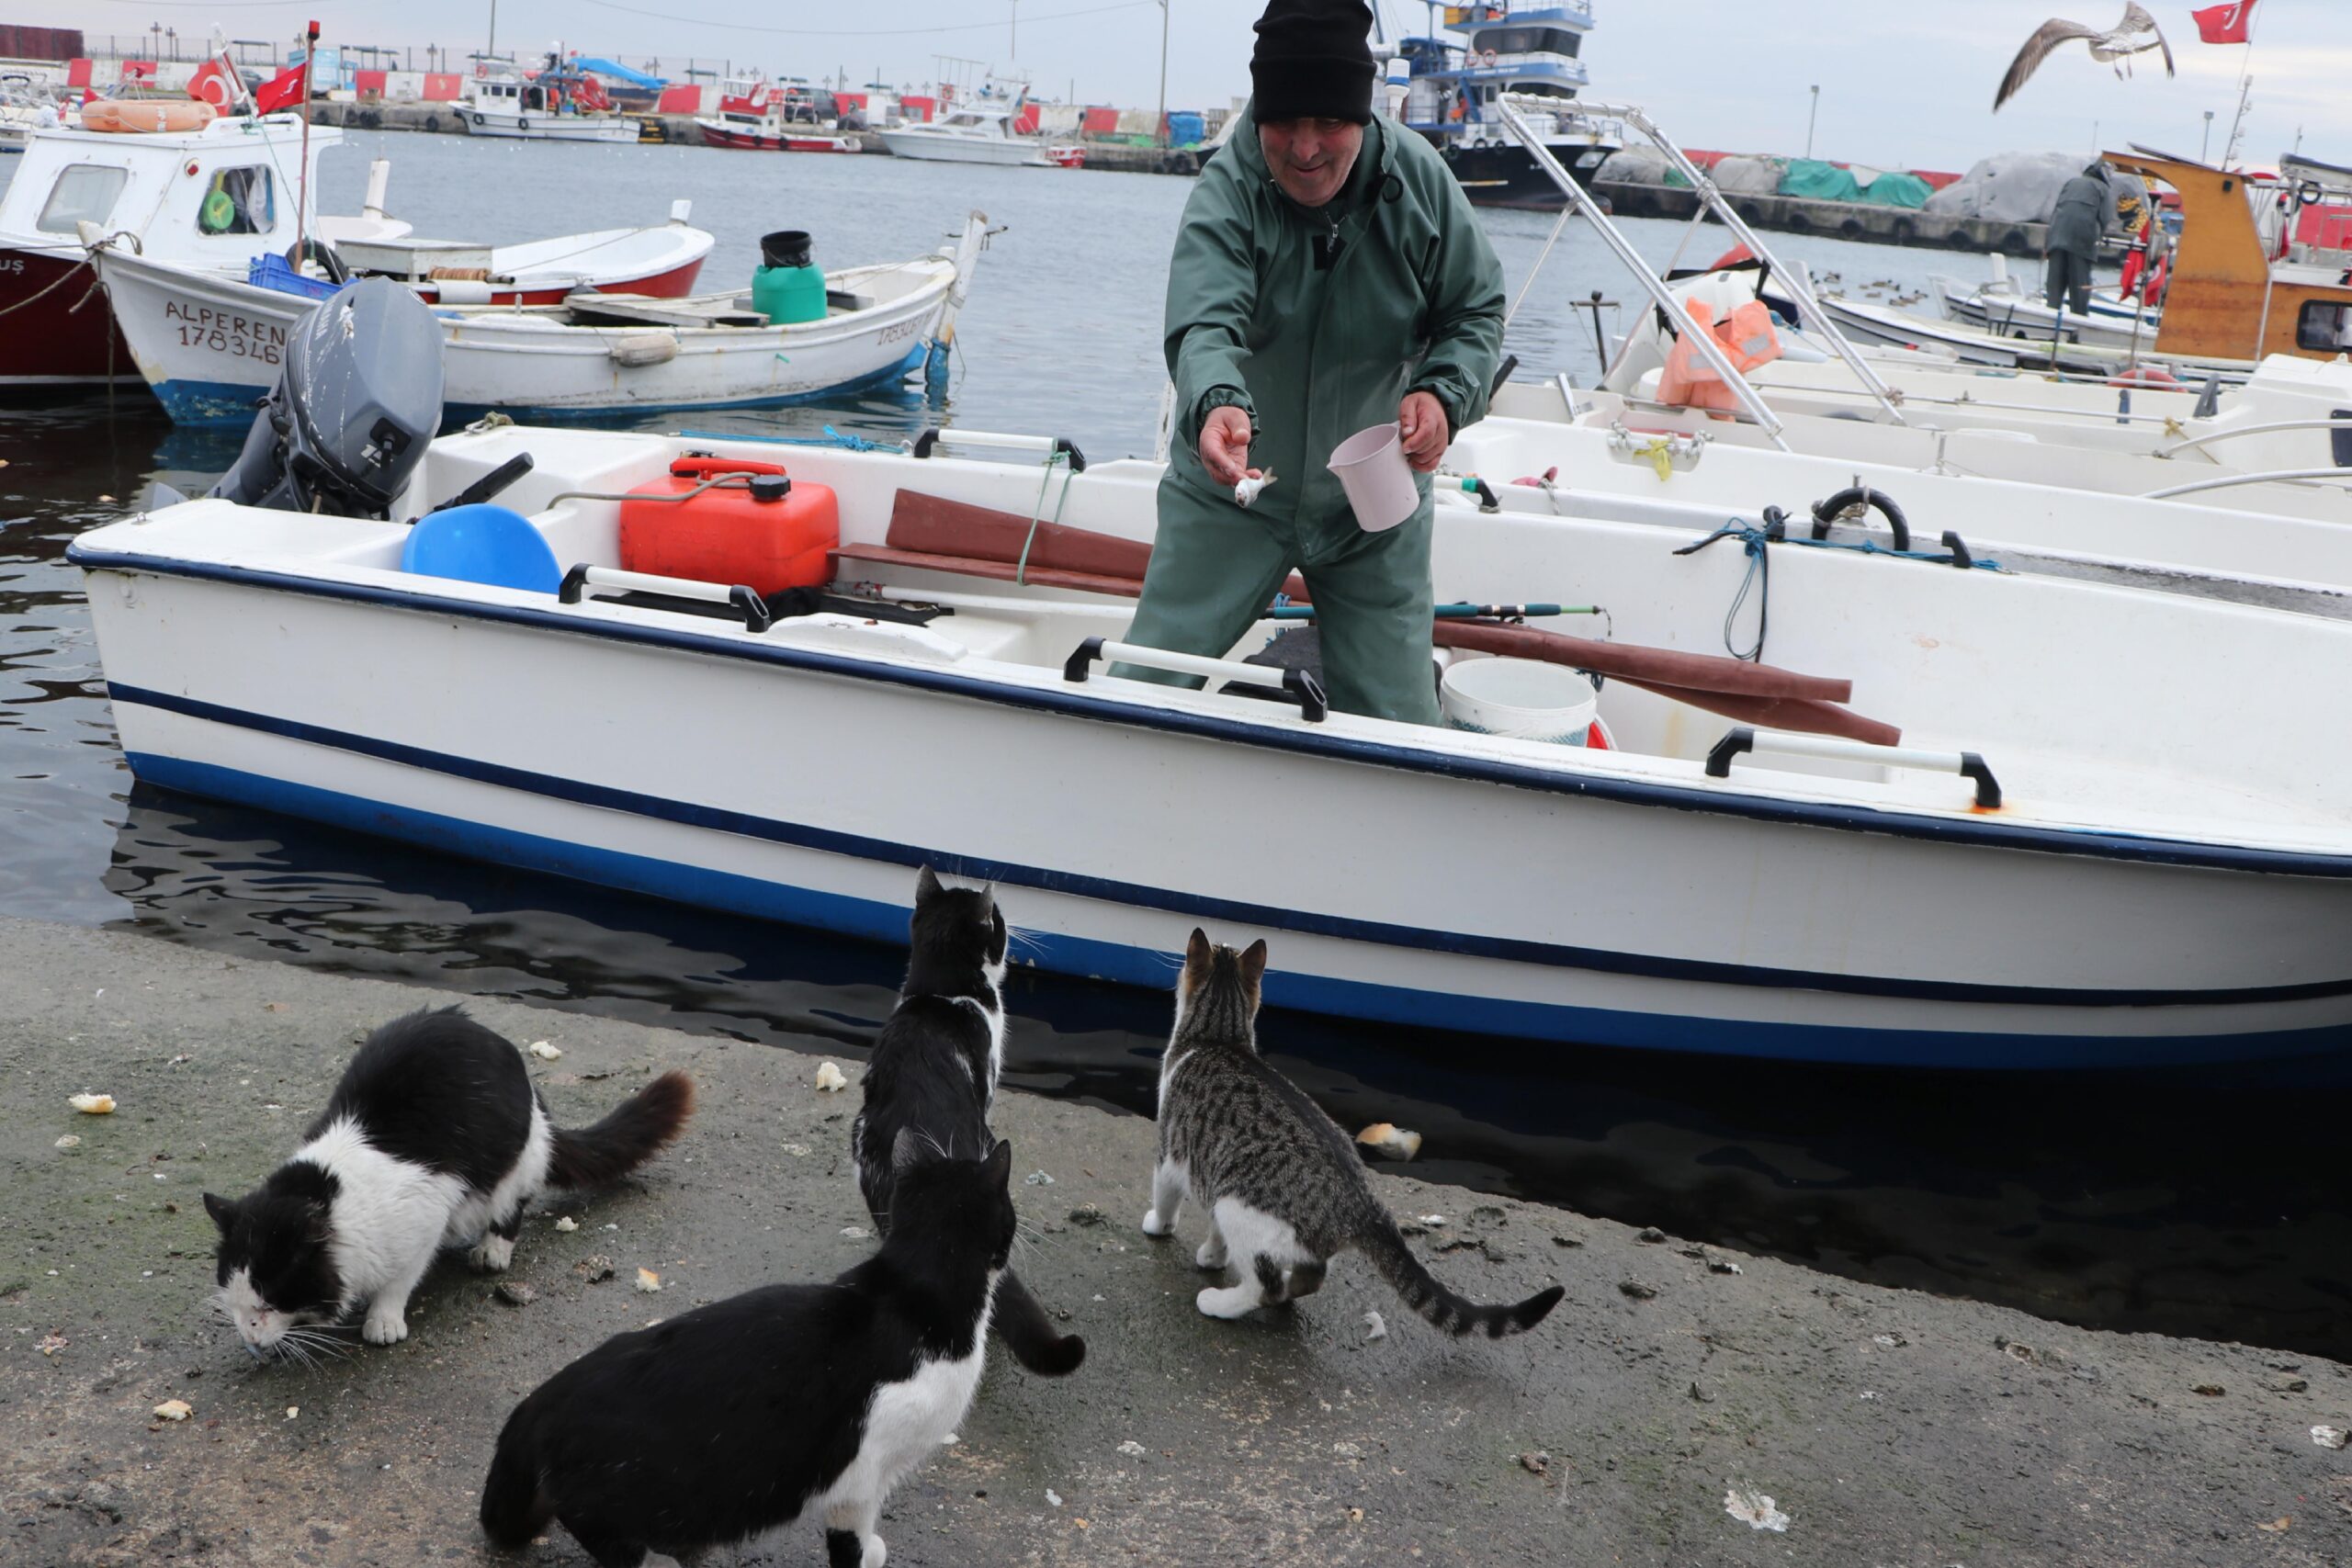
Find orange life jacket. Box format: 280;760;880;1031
1657;297;1781;414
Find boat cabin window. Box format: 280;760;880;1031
36;164;130;235
197;166;274;236
1470;26;1582;58
2296;299;2352;352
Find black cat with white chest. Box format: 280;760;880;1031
852;865;1084;1376
205;1007;692;1354
481;1132;1018;1568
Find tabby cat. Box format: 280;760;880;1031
1143;931;1565;1336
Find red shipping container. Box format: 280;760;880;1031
619;457;839;596
0;25;84;60
1012;102;1040;136
656;83;702;115
1082;106;1119;136
900;95;935;122
355;69;387;93
424;73;461;100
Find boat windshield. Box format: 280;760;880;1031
1469;25;1582;56
37;164;128;235
197;166;274;236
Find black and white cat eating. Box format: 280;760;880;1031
205;1007;693;1353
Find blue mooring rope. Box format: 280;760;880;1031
1673;517;2001;663
671;424;897;452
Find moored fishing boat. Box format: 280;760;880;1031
63;402;2352;1072
0;114;403;387
1476;96;2352;605
695;73;860;152
87;212;987;423
1396;0;1623;209
878;107;1080;168
1817;148;2352;378
462;55;641;143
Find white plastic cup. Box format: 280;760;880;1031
1439;657;1599;746
1327;422;1420;533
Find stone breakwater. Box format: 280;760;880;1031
1595;176;2053;254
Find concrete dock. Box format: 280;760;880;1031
1593;177;2051;255
303;100;1200;177
4;912;2346;1565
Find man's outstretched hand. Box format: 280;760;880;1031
1398;390;1449;473
1200;405;1260;488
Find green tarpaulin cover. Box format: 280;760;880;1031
1778;159;1861;202
1862;171;1932;209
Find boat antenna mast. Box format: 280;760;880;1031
2219;0;2264;169
295;18;317;264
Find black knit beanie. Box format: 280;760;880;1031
1251;0;1374;126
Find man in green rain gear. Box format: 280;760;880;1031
1114;0;1506;725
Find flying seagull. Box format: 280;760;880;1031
1994;3;2176;111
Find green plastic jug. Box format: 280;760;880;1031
752;230;827;325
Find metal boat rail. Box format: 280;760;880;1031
1497;93;1909;432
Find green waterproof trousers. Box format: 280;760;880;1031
1114;472;1440;727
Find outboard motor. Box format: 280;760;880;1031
211;277;445;519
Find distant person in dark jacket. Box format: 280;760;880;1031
2044;160;2112;315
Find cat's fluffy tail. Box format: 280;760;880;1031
993;1269;1086;1376
478;1422;553;1547
547;1070;695;1190
1361;1213;1565;1339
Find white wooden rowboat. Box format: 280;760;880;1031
66;423;2352;1072
87;213;988;424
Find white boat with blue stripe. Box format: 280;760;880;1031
67;423;2352;1072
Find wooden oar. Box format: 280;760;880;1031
832;538;1901;746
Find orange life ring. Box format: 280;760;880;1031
2107;366;2181;389
81;99;218;134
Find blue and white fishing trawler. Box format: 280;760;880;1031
1396;0;1622;208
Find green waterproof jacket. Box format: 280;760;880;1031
1162;104;1505;552
2047;164;2112;259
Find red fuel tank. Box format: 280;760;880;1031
618;456;840;594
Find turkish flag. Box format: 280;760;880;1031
254;62;308;115
186;55;245;113
2192;1;2256;44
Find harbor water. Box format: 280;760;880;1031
5;137;2345;1359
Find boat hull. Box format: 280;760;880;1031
695;119;857;152
876;128;1053;166
1421;133;1613;209
67;532;2352;1074
96;248;956;422
0;245;139;386
460;107;640;142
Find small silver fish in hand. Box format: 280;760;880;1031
1233;469;1277;508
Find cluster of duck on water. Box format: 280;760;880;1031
201;866;1563;1568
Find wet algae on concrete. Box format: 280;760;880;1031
3;915;2346;1565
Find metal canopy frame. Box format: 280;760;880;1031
1496;94;1909;432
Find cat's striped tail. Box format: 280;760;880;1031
1361;1213;1565;1339
548;1071;695;1190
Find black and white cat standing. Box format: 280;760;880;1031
481;1132;1018;1568
851;865;1084;1376
204;1007;693;1354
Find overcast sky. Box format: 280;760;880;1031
51;0;2349;173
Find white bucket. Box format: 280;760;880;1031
1327;423;1419;533
1439;657;1597;746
